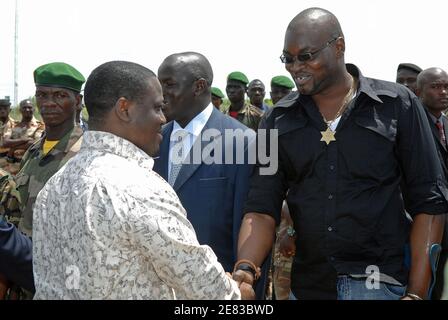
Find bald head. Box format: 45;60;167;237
158;52;214;127
283;8;348;96
417;68;448;91
160;52;213;86
287;7;343;40
416;67;448;116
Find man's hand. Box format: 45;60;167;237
231;270;255;300
239;282;255;300
278;228;296;257
232;269;254;286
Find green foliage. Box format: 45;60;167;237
81;106;89;121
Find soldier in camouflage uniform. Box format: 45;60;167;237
0;62;85;299
211;87;225;110
221;71;263;131
0;99;17;168
272;202;295;300
1;99;45;174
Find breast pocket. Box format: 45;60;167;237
199;177;228;188
354;116;397;143
350;115;398;177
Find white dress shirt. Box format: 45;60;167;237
168;104;213;174
32;130;240;300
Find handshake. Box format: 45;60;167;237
227;260;261;300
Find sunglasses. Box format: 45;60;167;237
280;37;341;64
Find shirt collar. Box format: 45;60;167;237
276;64;399;110
428;111;444;124
345;63;397;103
81;130;154;171
171;103;213;139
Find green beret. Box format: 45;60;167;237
34;62;85;92
271;75;295;89
211;87;225;99
227;71;249;85
0;99;11;106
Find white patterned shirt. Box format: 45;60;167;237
32;130;240;300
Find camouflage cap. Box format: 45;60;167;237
211;87;225;99
227;71;249;85
271;75;295;89
34;62;86;92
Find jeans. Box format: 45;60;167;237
288;275;406;300
337;275;406;300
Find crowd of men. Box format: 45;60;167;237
0;7;447;300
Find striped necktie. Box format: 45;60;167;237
436;120;446;147
168;131;187;186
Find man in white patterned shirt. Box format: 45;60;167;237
32;61;253;300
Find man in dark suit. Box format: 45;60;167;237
0;216;34;296
155;52;268;298
416;67;448;299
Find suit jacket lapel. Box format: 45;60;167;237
427;110;447;152
173;108;222;191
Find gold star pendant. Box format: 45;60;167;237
320;127;336;145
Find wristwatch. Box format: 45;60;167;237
286;226;296;237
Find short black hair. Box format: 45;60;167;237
84;61;156;126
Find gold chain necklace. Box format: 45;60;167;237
320;75;356;145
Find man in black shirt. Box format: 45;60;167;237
232;7;447;300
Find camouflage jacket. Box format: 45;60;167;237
221;102;264;131
3;117;45;141
11;125;83;236
0;118;18;154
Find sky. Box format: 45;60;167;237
1;0;447;105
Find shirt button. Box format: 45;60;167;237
327;226;333;232
330;256;335;261
329;165;335;171
328;194;333;200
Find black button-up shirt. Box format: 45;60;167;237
244;64;448;299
